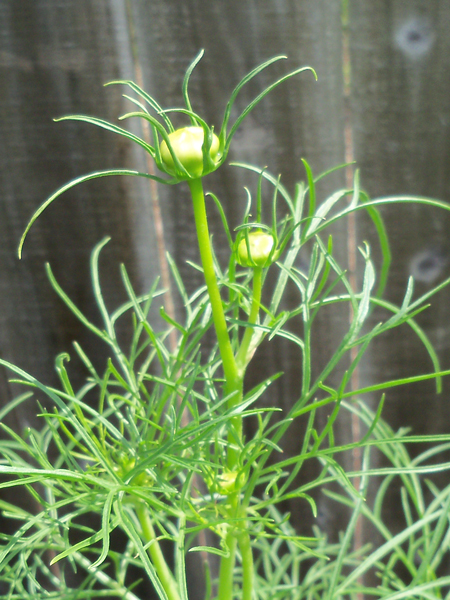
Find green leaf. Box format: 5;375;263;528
220;55;288;145
222;62;316;157
45;263;107;340
302;158;316;221
182;50;204;123
19;169;173;258
105;79;174;131
56;114;155;154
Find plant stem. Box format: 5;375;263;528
188;178;239;391
188;178;243;470
231;269;261;600
136;503;180;600
238;530;254;600
235;266;263;375
217;530;238;600
188;179;259;600
189;178;250;600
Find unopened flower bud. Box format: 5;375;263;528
237;231;275;267
218;471;238;495
160;126;220;177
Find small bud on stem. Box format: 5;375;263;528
160;126;220;177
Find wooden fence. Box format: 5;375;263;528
1;0;450;596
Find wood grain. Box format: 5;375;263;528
2;0;449;595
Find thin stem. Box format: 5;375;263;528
136;503;180;600
217;531;238;600
188;178;240;393
301;319;311;398
188;178;243;471
238;530;254;600
235;267;263;375
188;178;246;600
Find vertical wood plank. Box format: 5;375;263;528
349;0;450;435
348;0;450;574
0;0;162;422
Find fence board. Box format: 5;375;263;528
349;0;450;435
0;0;162;418
348;0;450;575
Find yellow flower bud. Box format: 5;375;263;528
237;231;275;267
160;126;220;177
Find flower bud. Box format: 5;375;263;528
218;471;238;495
237;231;275;267
113;454;152;486
160;126;220;177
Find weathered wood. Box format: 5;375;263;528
347;0;450;575
0;0;347;418
0;1;350;595
4;0;449;595
0;0;162;418
0;1;349;594
349;0;450;435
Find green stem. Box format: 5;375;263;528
235;267;263;375
217;530;238;600
188;178;245;600
188;178;239;391
238;530;254;600
188;178;243;470
136;503;180;600
301;320;311;398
